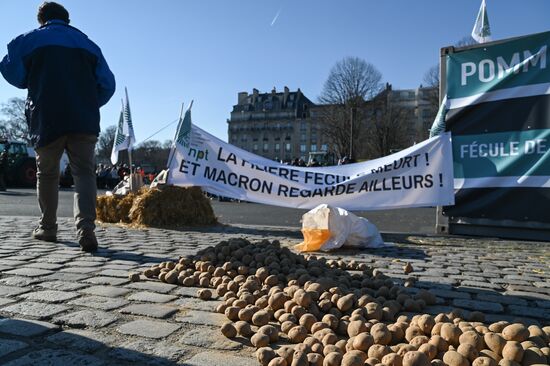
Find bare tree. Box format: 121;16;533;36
318;57;383;159
365;102;410;158
423;65;440;110
0;97;29;144
96;125;117;162
132;140;170;171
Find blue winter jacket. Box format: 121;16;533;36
0;20;116;148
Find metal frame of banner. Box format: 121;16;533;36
435;37;550;242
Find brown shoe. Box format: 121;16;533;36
78;231;98;252
32;225;57;242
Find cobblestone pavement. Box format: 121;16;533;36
0;216;548;365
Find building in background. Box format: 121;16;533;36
227;85;437;162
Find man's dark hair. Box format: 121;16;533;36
37;2;70;25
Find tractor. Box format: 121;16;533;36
0;139;37;187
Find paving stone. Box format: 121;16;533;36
0;318;59;336
0;285;30;298
119;304;177;318
429;288;471;300
507;304;550;320
503;290;550;301
19;290;80;303
0;297;17;307
3;349;105;366
60;267;101;274
179;327;243;350
535;299;550;309
125;281;177;294
37;281;89;291
47;329;115;353
0;339;28;359
174;297;223;312
42;272;92;282
117;319;180;339
80;286;131;297
23;262;64;270
459;281;503;290
173;286;219;299
1;301;69;320
2;268;54;277
69;296;129;310
176;310;227;326
82;276;129;286
127;291;178;303
96;269;130;278
182;351;255;366
53;309;118;328
452;299;504;313
109;339;188;363
0;277;41;287
475;293;529;306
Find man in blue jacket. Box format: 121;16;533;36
0;2;115;251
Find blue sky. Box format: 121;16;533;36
1;0;549;143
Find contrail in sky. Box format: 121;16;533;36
270;8;282;27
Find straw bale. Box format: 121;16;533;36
96;192;136;223
128;186;217;227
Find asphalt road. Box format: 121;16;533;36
0;188;436;233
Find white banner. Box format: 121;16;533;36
168;124;455;211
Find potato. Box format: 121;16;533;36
342;350;368;366
288;325;308;343
251;333;270;348
269;291;288;311
277;346;295;364
299;313;317;332
371;323;392;345
323;352;343;366
337;294;355;312
485;332;507;356
307;353;324;366
368;345;391;360
282;321;297;334
258;325;279;343
257;347;277;366
472;356;497;366
501;341;523;363
197;289;212;300
418;343;437;360
252;310;271;326
291;351;308;366
225;306;240;321
417;315;435;334
405;326;425;342
489;321;509;333
410;336;429;349
322;314;339;330
366;357;382;366
459;330;485;351
429;335;449;353
322;333;338;346
352;332;374;352
381;352;403;366
457;343;479;362
440;323;462;347
496;360;520;366
479;349;502;362
402;351;430;366
293;289;312;308
268;357;288;366
397;345;417;357
442;350;469;366
221;322;237;338
389;323;405;344
347;320;368;338
502;324;530;343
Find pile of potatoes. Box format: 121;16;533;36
143;238;550;366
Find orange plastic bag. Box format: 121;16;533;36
294;228;331;252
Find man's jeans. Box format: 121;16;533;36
35;134;97;236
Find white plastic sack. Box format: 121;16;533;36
295;204;385;252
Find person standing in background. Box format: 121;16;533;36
0;2;116;251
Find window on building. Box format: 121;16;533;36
285;135;291;141
300;144;306;153
241;135;248;142
253;144;258;151
253;136;258;142
310;144;317;152
321;144;328;151
300;133;306;142
275;143;280;151
300;121;307;131
263;143;269;151
285;143;291;152
274;136;280;141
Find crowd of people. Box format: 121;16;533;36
94;164;157;189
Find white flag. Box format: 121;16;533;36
110;87;136;165
471;0;492;43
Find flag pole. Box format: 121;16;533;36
166;102;186;170
122;98;134;192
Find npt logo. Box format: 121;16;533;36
188;147;209;162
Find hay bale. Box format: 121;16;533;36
128;186;217;227
96;193;136;223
